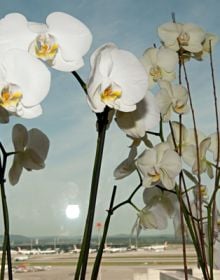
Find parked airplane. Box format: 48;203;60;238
71;245;96;254
38;248;57;254
71;245;81;254
103;244;127;253
17;247;33;255
89;248;97;254
17;247;40;255
143;241;168;252
14;255;29;261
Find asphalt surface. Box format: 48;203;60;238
4;245;198;280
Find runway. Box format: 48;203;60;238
8;244;199;280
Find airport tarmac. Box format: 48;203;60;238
5;245;198;280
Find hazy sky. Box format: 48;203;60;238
0;0;219;238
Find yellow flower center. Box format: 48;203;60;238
34;34;58;61
199;185;207;197
178;32;190;46
0;86;22;109
174;101;186;114
101;85;122;102
149;66;162;82
148;169;160;183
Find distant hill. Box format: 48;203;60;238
0;233;186;249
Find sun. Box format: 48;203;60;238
65;204;80;219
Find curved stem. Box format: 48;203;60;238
71;71;88;95
91;185;117;280
91;171;142;279
208;40;219;279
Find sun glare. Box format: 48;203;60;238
65;204;80;219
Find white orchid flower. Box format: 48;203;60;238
156;80;189;122
136;142;182;189
9;124;50;185
0;12;92;71
167;122;206;166
87;43;148;113
192;137;212;177
115;91;159;138
0;49;51;118
158;22;205;53
140;47;178;88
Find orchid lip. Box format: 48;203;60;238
29;33;59;63
0;84;22;112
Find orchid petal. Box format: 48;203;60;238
155;142;171;163
143;187;162;205
52;51;84;72
0;106;9;123
12;124;28;151
114;146;137;179
182;23;205;52
136;148;157;175
22;149;45;170
209;132;220;161
182;145;196;166
2;49;51;107
28;22;48;33
140;205;168;230
157;47;178;72
27;128;50;161
160;149;182;178
156;88;172;121
158;22;182;49
18;104;43;119
109;47;148;106
0;13;34;54
46;12;92;67
160;168;176;190
140;47;157;70
116;92;159;138
200;137;211;158
8;154;23;186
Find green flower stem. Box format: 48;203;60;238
74;107;110;280
0;234;7;280
208;40;219;280
91;185;117;280
0;144;13;280
182;61;209;276
182;201;209;279
0;181;13;280
91;172;142;279
159;116;164;142
71;71;88;95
